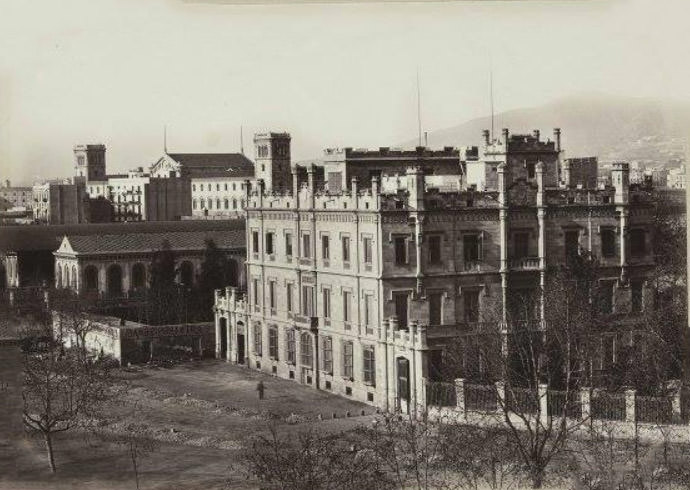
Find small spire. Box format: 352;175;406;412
164;125;168;154
240;125;244;155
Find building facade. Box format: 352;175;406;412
0;180;33;210
214;128;660;412
32;180;89;224
54;230;245;298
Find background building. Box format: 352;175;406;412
0;180;32;210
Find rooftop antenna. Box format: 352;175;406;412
240;125;245;155
163;125;168;154
417;68;422;147
490;63;495;142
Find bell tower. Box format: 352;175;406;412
253;132;291;192
74;144;107;183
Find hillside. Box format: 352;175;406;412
402;93;690;164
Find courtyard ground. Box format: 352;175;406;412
1;350;373;490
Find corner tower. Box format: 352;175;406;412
253;132;291;192
74;144;107;182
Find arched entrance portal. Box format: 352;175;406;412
219;317;228;359
106;264;123;298
236;321;245;364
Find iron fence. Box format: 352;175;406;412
591;392;626;421
636;396;672;424
465;384;497;412
547;390;582;419
426;381;457;407
507;386;538;414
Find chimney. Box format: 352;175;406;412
532;129;540;140
502;128;509;145
612;162;630;204
563;159;572;188
424;131;428;147
482;129;490;146
4;180;9;188
553;128;561;152
406;167;425;211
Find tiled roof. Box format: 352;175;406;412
167;153;254;175
0;219;244;253
63;229;245;255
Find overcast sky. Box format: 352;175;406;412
1;0;688;184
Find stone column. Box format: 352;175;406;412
580;387;591;421
539;383;549;424
625;388;636;423
455;378;466;416
214;311;221;359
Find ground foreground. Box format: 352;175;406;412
1;351;372;490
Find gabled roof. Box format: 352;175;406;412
166;153;255;176
56;229;245;256
0;219;244;253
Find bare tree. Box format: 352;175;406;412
21;321;113;473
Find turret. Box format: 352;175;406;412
406;167;425;210
482;129;490;146
562;159;572;188
502;128;510;145
612;162;630;204
553;128;561;153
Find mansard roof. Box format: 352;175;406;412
57;229;245;256
167;153;255;176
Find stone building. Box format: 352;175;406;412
53;229;245;298
214;128;661;413
32;179;89;224
0;180;33;210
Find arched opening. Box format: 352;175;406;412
0;263;6;291
106;264;123;298
236;321;245;364
64;265;70;290
227;259;239;287
219;317;228;359
84;266;99;292
131;263;146;291
396;357;411;414
300;332;313;367
179;261;194;287
71;265;77;288
56;266;62;288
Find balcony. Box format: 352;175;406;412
463;260;483;272
510;257;540;270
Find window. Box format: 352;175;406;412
252;230;259;254
192;199;197;210
286;283;293;313
322;288;331;319
216;199;221;209
285;232;293;257
322;336;333;373
514;232;529;259
269;328;278;359
429;292;443;325
463;234;481;262
224;199;229;209
464;290;480;323
527;161;535;179
393;292;409;328
363;346;375;385
322;235;330;260
565;230;579;259
342;236;351;263
428;235;442;264
232;199;237;209
302;285;314;316
600;281;614;314
302;233;311;258
602;335;615;370
216;184;220;191
300;332;312;366
601;228;616;257
266;232;275;255
343;341;354;378
224;183;228;191
269;281;276;311
364;294;373;327
208;199;213;209
394;236;408;265
254;325;262;356
363;236;373;265
630;229;646;257
343;291;351;323
286;329;296;364
631;279;643;313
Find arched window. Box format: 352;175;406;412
132;263;146;290
71;265;77;288
84;266;98;292
232;199;237;209
56;265;62;288
179;261;194;287
106;264;123;297
193;199;198;210
207;199;212;209
300;332;313;366
64;265;70;289
216;199;221;209
224;199;229;209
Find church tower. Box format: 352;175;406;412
253;132;291;192
73;144;107;183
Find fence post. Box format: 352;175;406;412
539;383;549;424
454;378;466;416
625;388;636;423
668;379;682;423
580;387;591;421
495;381;506;415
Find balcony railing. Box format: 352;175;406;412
463;260;483;272
510;257;540;270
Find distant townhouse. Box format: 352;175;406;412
0;180;33;210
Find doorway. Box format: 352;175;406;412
237;333;245;364
219;319;228;359
396;357;410;414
